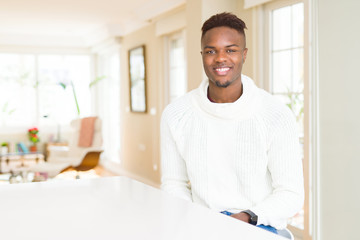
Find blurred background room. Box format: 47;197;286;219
0;0;359;240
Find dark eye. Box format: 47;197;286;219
226;49;236;53
205;49;215;54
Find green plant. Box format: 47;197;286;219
2;101;16;116
59;80;80;116
1;142;8;147
59;76;106;117
89;75;106;88
286;90;304;123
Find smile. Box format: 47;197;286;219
214;67;230;75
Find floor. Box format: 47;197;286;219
56;165;118;179
0;165;119;184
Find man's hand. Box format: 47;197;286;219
230;212;250;223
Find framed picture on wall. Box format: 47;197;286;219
128;45;147;113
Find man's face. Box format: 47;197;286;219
201;26;247;88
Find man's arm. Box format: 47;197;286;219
245;110;304;229
160;110;192;202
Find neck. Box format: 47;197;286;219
208;80;243;103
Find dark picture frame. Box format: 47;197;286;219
128;45;147;113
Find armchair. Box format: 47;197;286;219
29;117;103;178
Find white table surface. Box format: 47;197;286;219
0;176;285;240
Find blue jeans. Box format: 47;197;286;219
220;211;278;234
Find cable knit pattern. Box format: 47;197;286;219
160;75;304;229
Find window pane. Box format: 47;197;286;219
169;35;186;102
170;68;186;102
292;48;304;93
0;54;36;127
65;55;91;117
38;55;72;124
272;6;291;50
38;55;91;125
170;38;184;67
272;50;291;93
292;3;304;48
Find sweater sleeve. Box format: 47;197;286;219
250;108;305;229
160;108;192;202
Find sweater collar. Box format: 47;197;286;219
192;75;261;120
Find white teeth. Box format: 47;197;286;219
215;67;230;72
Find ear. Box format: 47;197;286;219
242;48;248;63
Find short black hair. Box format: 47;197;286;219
201;12;247;39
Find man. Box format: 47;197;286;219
161;12;304;234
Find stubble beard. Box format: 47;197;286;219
212;73;242;88
214;80;232;88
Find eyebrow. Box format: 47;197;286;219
225;44;240;48
203;44;241;49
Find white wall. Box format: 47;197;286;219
318;0;360;239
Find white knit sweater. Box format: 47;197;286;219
160;75;304;229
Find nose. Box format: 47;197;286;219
215;50;227;63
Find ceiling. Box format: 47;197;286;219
0;0;185;47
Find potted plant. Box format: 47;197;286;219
28;127;40;152
1;142;8;155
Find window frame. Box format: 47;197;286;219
262;0;311;239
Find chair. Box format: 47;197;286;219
277;228;294;240
63;151;103;179
29;117;103;178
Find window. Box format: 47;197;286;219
0;53;92;130
38;55;92;125
264;0;310;239
165;30;187;104
0;54;36;127
270;3;305;141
